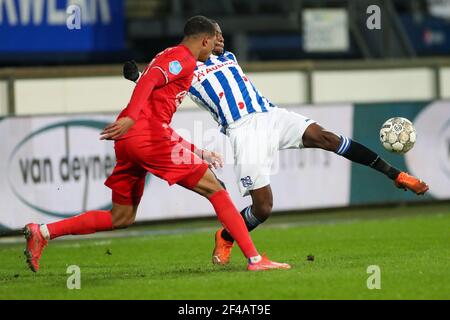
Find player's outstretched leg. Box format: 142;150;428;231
213;185;273;265
302;123;429;195
192;169;290;271
23;203;137;272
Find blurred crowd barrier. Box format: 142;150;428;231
1;58;450;116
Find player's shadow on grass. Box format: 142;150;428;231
5;263;247;287
157;264;246;278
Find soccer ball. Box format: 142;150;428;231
379;117;416;154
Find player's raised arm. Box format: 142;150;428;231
100;66;166;140
123;66;166;121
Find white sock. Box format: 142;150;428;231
248;255;262;264
39;224;50;240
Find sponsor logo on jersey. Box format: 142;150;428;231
169;60;182;75
193;60;236;82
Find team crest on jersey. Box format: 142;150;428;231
169;60;182;75
240;176;253;188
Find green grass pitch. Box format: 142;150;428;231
0;203;449;299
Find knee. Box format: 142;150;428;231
310;131;340;151
203;182;224;199
113;217;135;229
217;178;227;190
322;132;339;151
253;201;273;222
194;170;224;198
111;208;136;229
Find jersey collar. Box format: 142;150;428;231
178;44;196;59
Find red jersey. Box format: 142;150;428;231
105;45;209;202
118;44;196;138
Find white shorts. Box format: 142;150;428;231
226;108;316;196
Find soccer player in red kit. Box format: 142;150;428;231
23;16;290;272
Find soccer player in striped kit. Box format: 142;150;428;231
124;21;429;266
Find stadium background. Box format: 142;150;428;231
0;0;449;300
0;0;449;230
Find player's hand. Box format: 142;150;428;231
201;150;224;169
123;60;140;82
100;117;135;140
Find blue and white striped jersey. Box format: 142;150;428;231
188;51;276;130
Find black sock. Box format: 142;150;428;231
336;136;401;180
221;206;261;242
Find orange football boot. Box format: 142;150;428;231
212;228;234;265
395;172;429;195
23;223;48;272
247;253;291;271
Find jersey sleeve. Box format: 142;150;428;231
121;67;166;121
224;51;237;63
147;48;195;85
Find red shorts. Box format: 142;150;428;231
104;126;208;206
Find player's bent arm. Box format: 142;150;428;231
125;67;166;121
100;67;166;140
121;61;222;166
100;117;135;140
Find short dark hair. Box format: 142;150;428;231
184;16;215;37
